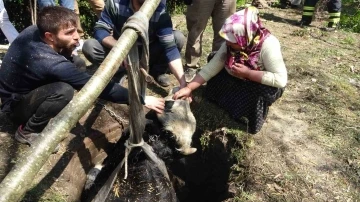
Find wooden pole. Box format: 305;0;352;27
0;0;161;201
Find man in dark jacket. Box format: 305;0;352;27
82;0;187;87
0;6;164;147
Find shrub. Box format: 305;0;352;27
3;0;187;37
340;0;360;33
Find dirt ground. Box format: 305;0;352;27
234;8;360;201
173;6;360;201
0;6;360;202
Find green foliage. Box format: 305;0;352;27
340;0;360;33
236;0;247;8
3;0;256;37
3;0;98;38
3;0;187;37
4;0;32;32
77;0;98;38
166;0;186;14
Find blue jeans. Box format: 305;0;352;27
37;0;74;10
82;30;186;77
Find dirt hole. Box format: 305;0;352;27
82;121;242;202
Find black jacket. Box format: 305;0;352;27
0;25;128;113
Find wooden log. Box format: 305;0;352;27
0;103;128;202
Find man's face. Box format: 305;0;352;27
53;24;79;52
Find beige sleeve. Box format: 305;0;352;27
260;35;288;88
198;42;227;81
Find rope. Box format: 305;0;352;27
30;0;37;25
120;11;170;181
123;138;145;179
121;11;150;99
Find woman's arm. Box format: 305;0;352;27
231;35;287;88
173;43;227;100
197;42;227;81
230;63;264;83
172;73;206;100
259;35;287;88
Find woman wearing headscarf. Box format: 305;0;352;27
173;7;287;134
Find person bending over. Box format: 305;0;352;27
0;6;164;147
82;0;187;88
174;7;287;134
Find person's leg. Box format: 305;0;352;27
326;0;341;29
290;0;302;6
59;0;75;10
173;30;186;53
37;0;56;9
149;30;185;76
74;0;84;38
147;31;185;87
298;0;319;26
185;0;215;68
9;82;74;134
0;0;19;44
87;0;105;18
211;0;236;51
82;38;109;66
148;41;170;86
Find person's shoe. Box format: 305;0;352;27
184;64;200;69
296;20;311;27
15;125;60;153
279;2;289;9
113;68;127;83
322;22;338;32
156;74;171;87
184;68;198;82
322;27;336;32
119;74;128;87
15;125;40;146
290;4;301;9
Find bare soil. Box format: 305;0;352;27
0;6;359;202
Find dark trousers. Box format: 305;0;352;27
82;30;186;77
9;82;74;133
302;0;341;23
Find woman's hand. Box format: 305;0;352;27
144;96;165;114
173;86;192;102
231;62;250;79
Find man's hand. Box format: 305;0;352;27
144;96;165;114
173;86;192;102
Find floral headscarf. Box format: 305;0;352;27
219;6;270;70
